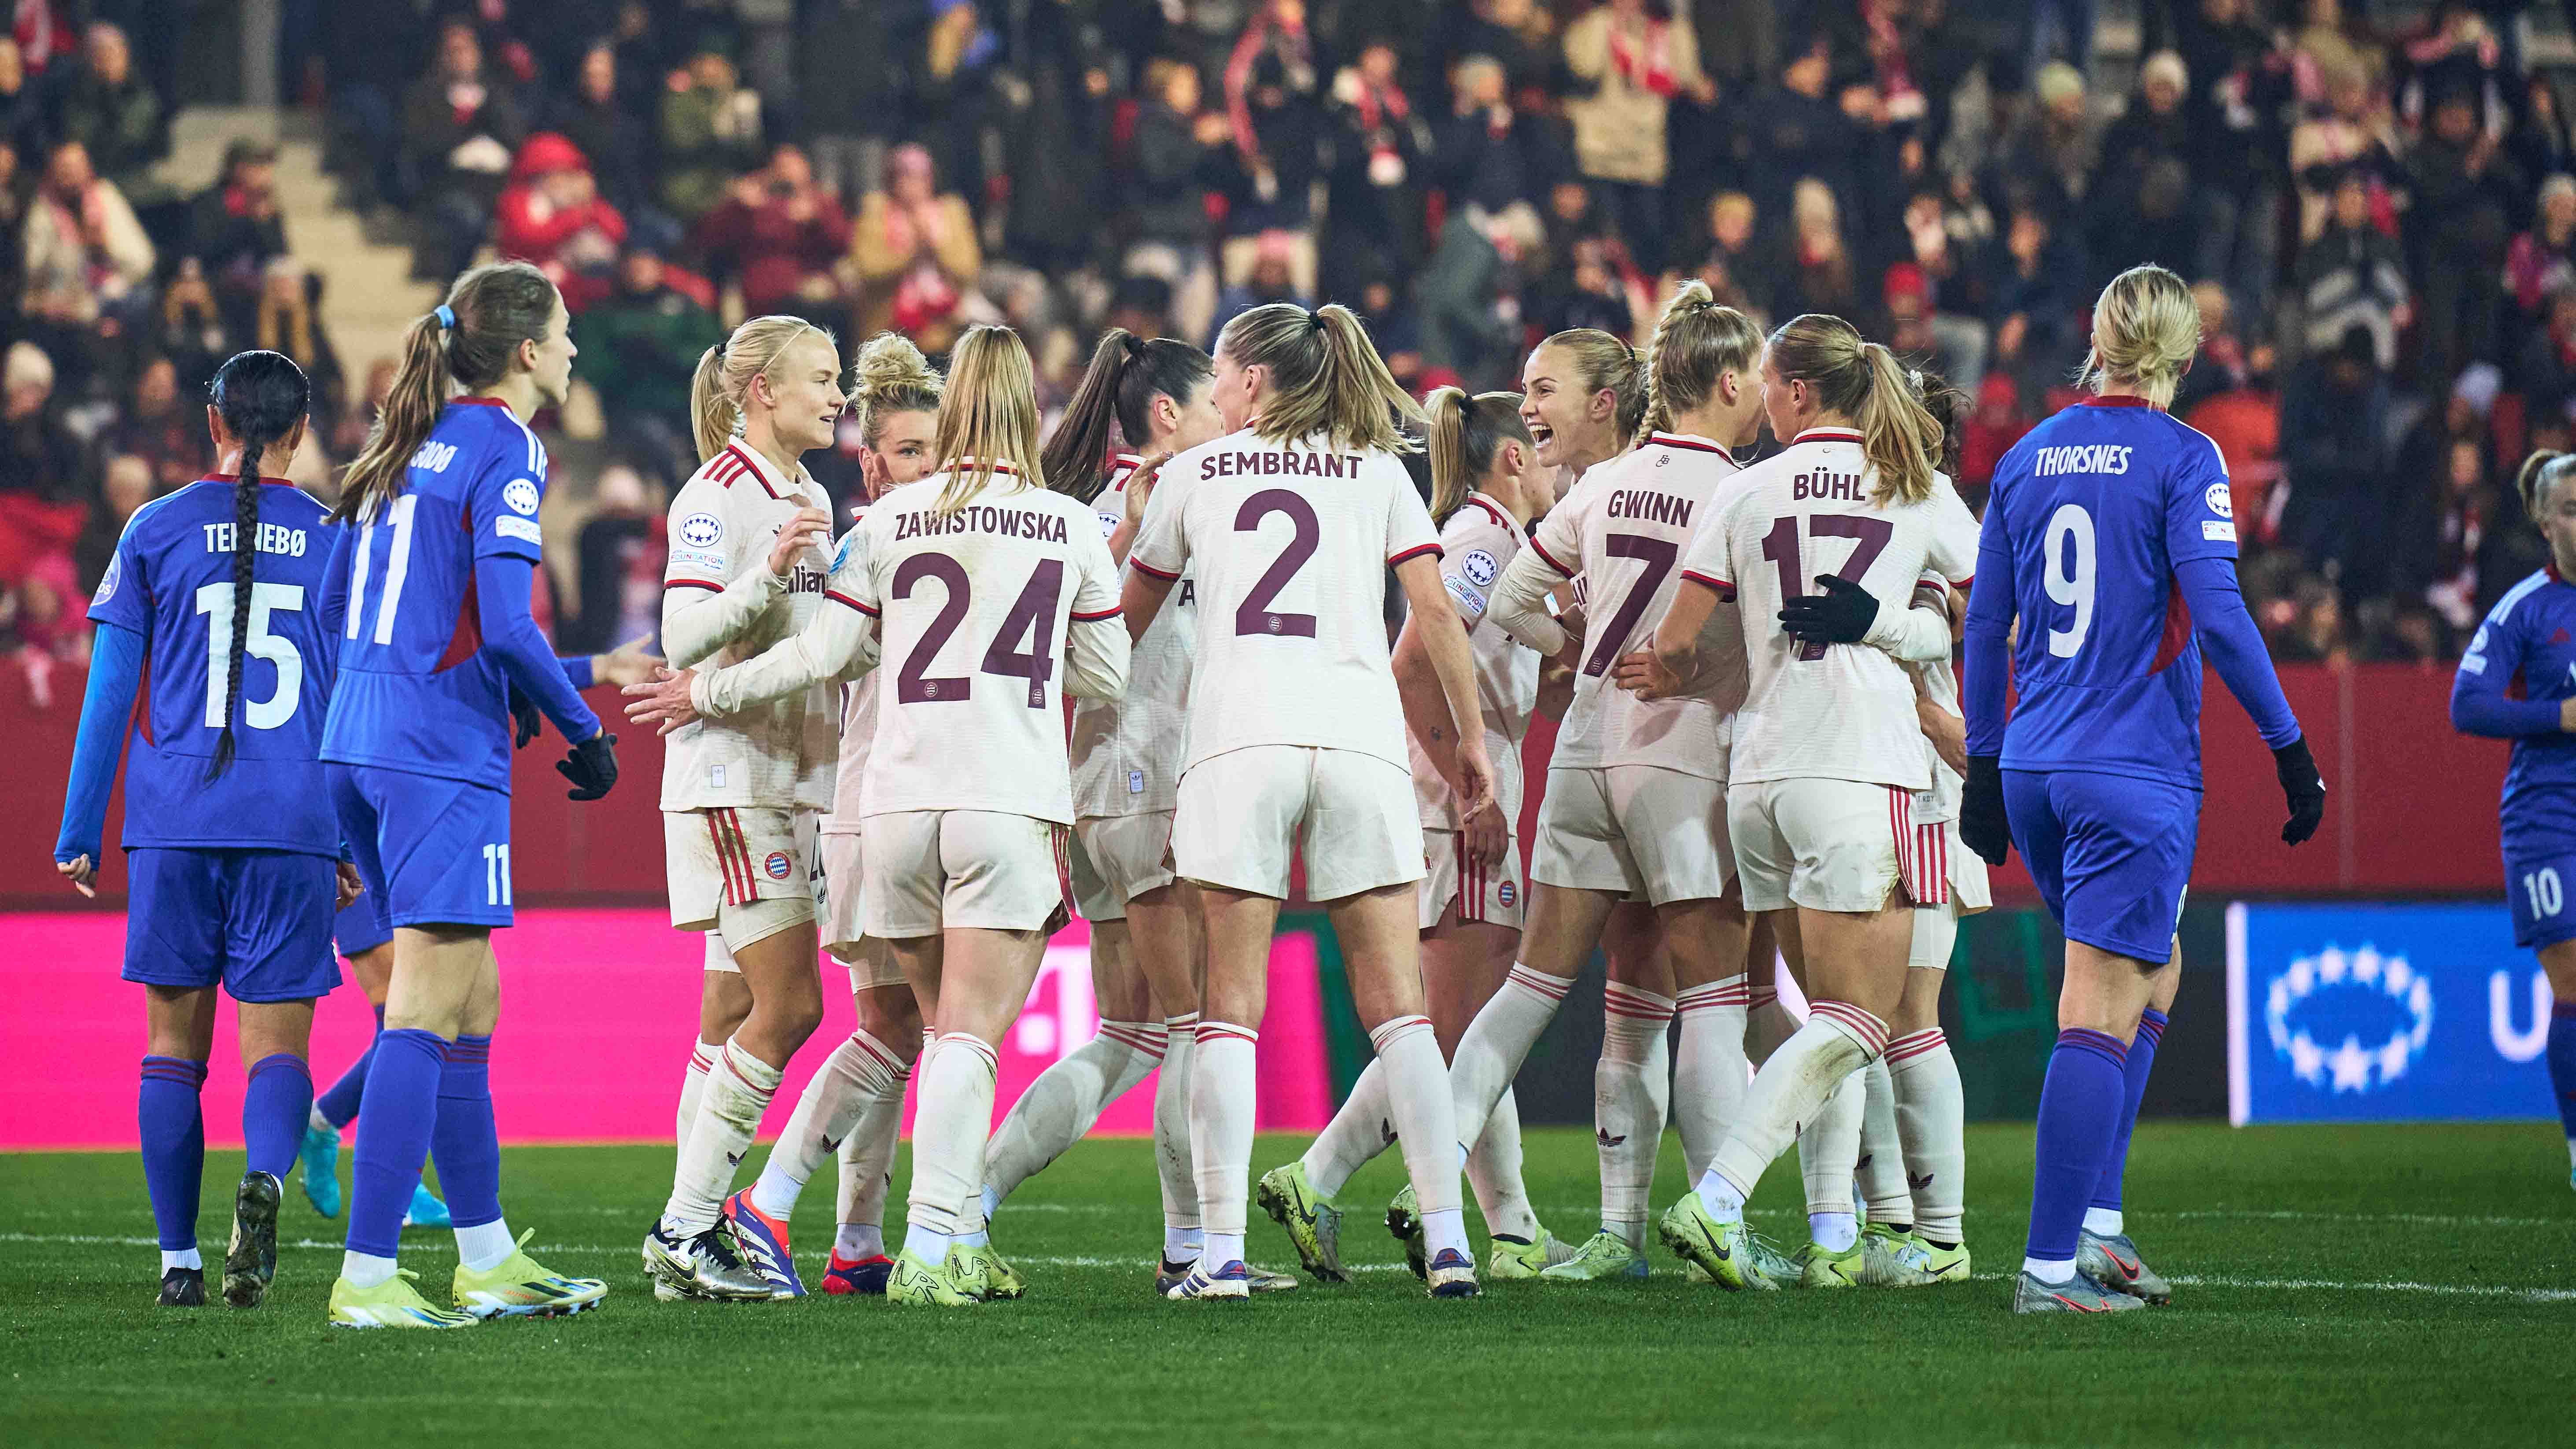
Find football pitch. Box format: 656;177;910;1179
4;1122;2568;1447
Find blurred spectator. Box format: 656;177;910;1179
254;259;346;431
1533;233;1635;339
48;24;164;205
0;134;29;334
2393;385;2506;633
1561;0;1711;275
696;144;849;323
1673;190;1780;320
1994;60;2097;224
2521;284;2576;417
1419;199;1538;386
186;139;288;339
849;143;980;354
2279;324;2393;590
1433;54;1562;227
798;0;919;205
400;19;524;282
1737;41;1852;223
657;39;763;225
2506;172;2576;317
1221;5;1327;295
2174;0;2293;314
2407;87;2521;387
547;42;660;243
19;138;153;388
1352;263;1424;391
495;132;627;313
2270;575;2351;666
0;341;86;659
1898;189;1986;391
73;450;147;592
149;256;225;397
1960;372;2035;494
2185;347;2285;544
579;247;725;485
1124;58;1230;347
1209;231;1313;344
2287;59;2398;247
563;463;666;656
101;354;206;495
1322;38;1433;299
330;356;396;463
0;39;41;161
2293;171;2407;369
1777;177;1871;329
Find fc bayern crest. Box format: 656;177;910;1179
764;851;793;881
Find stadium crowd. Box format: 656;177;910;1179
4;0;2574;675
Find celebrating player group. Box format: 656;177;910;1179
57;254;2348;1326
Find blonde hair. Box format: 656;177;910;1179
2081;264;2200;409
1216;302;1423;453
1537;328;1648;448
1638;280;1762;439
1765;313;1943;506
2517;450;2576;520
848;331;943;449
1424;387;1530;524
929;324;1046;517
689;313;837;463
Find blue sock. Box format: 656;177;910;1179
2090;1007;2166;1215
139;1056;209;1252
2025;1028;2129;1265
242;1053;314;1180
346;1029;448;1258
2549;1001;2576;1151
430;1034;504;1231
316;1005;384;1130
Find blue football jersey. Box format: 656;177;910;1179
1975;396;2239;788
86;476;346;855
2458;568;2576;851
321;398;550;790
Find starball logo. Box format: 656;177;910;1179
2264;944;2434;1093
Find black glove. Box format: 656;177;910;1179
558;731;619;801
1961;754;2012;866
508;685;542;750
2273;734;2326;846
1778;575;1879;645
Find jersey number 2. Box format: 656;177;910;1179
1235;489;1320;637
194;582;306;730
892;554;1064;707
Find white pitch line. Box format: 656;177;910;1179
2169;1209;2565;1230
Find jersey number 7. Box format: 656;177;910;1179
1762;514;1892;660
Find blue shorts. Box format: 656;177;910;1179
2003;769;2197;965
334;855;394;958
2503;847;2576;950
329;763;515;929
123;848;342;1002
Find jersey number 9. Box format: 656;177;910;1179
2044;502;2096;658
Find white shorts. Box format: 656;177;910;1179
1419;828;1524;930
666;807;819;932
1173;746;1421;901
859;809;1070;938
819;829;907;990
1910;896;1958;970
703;932;736;974
1728;778;1907;915
1069;811;1177;922
1530;764;1733;906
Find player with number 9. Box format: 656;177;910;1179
1960;263;2323;1313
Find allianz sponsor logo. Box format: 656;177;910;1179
2264;944;2432;1093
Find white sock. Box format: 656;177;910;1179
1371;1014;1463;1218
1466;1087;1539;1241
1155;1013;1201;1238
1795;1068;1863;1217
675;1037;720;1151
2083;1206;2124;1237
750;1029;908;1221
1162;1226;1202;1262
340;1249;396;1289
1745;986;1801;1066
1188;1022;1259;1243
835;1047;912;1240
1421;1206;1470;1261
1888;1027;1966;1243
1447;964;1574;1152
2023;1254;2077;1284
908;1032;1001;1239
1857;1057;1913;1225
663;1039;784;1232
904;1223;953;1263
1689;1168;1746;1221
455;1216;517;1273
983;1019;1165;1204
307;1104;332;1134
162;1247;202;1272
1808;1210;1858;1253
1673;977;1750;1184
1301;1058;1392;1200
834;1222;884;1260
1596;981;1674;1244
1703;1006;1883;1215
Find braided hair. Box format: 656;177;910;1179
206;349;312;778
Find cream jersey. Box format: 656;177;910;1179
1524;431;1742;780
847;465;1127;822
1410;494;1537;830
1681;429;1980;789
820;646;884;837
1072;456;1197;818
658;441;838;811
1905;576;1967;824
1131;427;1441;776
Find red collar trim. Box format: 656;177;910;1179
949;457;1023;476
1792;427;1863;445
1463;493;1522;535
1647;431;1736;465
196;475;301;488
451;396;511;409
2079;394;2163;411
1113;453;1142;468
721;442;794;500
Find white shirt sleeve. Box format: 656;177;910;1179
661;477;786;670
1129;468;1190;583
1487;546;1568;657
687;516;874;716
1062;519;1132;703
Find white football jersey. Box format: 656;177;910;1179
1525;432;1741;780
1681;429;1979;789
1072;455;1197;818
846;465;1127;822
658;442;837;811
1411;494;1538;829
1905;576;1966;824
1131;427;1441;775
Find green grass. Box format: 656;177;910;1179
4;1123;2571;1447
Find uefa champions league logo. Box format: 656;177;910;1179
2265;944;2435;1093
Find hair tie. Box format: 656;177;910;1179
1120;332;1146;359
1309;310;1327;334
434;304;455;330
715;337;729;358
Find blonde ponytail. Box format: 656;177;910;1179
1636;280;1761;443
2080;263;2200;410
1424;385;1532;526
691;314;837;463
929;325;1045;518
1765;313;1942;505
1215;302;1422;454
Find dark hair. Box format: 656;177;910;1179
1908;365;1966;479
205;350;311;778
1041;328;1214;502
336;260;557;524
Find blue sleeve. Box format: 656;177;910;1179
475;552;601;741
86;515;151;635
2451;607;2559;737
560;653;594;691
469;438;549;565
1963;491;2018;757
2173;555;2301;748
2162;431;2240;569
55;622;144;864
